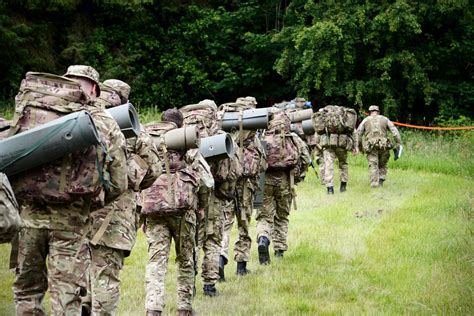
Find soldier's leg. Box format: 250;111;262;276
48;229;87;315
13;228;49;315
89;245;124;315
219;200;234;263
337;149;349;184
145;217;172;312
175;210;196;311
255;184;275;241
366;151;380;187
378;150;391;182
201;198;225;289
323;149;336;188
234;185;253;263
271;181;292;253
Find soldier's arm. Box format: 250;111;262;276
387;119;401;145
134;130;162;190
104;122;128;204
355;118;367;149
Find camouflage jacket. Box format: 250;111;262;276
89;128;161;251
355;114;401;152
20;104;128;232
0;173;21;243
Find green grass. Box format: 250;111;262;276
0;128;472;315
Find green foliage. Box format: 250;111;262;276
274;0;473;122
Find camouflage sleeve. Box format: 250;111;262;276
133;130;162;190
355;117;367;148
91;109;128;205
293;133;311;178
386;118;401;144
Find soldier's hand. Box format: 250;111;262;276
352;148;359;156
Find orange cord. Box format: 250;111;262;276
392;122;474;131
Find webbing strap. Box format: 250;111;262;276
90;209;115;246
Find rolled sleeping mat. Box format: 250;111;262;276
106;103;141;138
302;119;315;135
0;110;100;177
199;133;234;162
221;108;269;131
288;109;313;123
153;126;201;151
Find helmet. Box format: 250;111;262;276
64;65;101;96
103;79;131;103
368;105;380;112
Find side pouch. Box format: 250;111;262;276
329;134;339;147
127;153;149;192
338;134;348;149
320;134;329;148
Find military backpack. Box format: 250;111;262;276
312;105;357;135
8;72;107;204
362;115;393;152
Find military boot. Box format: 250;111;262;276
274;250;285;258
379;178;385;187
177;310;194;316
327;186;334;194
340;182;347;192
146;310;161;316
236;261;250;275
218;255;227;282
203;284;218;297
258;236;270;265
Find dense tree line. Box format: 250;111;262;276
0;0;472;124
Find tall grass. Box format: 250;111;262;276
0;125;472;315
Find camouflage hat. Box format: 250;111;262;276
245;96;257;105
368;105;380;112
64;65;101;96
103;79;131;102
236;96;257;107
295;97;306;103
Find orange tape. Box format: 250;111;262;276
392;122;474;131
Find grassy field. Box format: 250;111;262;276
0;129;473;315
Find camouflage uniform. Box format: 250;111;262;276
220;131;266;268
356;106;401;187
12;66;128;316
181;100;241;295
0;173;21;244
256;114;310;260
143;121;200;313
313;134;326;184
323;147;348;187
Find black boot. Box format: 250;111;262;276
236;261;250;275
203;284;218;297
379;178;385;187
327;186;334;194
258;236;270;265
340;182;347;192
274;250;285;258
218;255;227;282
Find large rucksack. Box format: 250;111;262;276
0;173;21;243
142;122;199;216
95;83;122;109
264;110;300;169
362;115;392;152
180;102;219;138
218;103;266;178
312;105;357;135
8;72;106;204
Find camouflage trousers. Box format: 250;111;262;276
255;177;292;252
88;245;124;315
13;227;88;316
221;182;254;262
197;196;225;286
366;149;390;187
314;149;326;184
145;209;196;311
323;147;348;187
